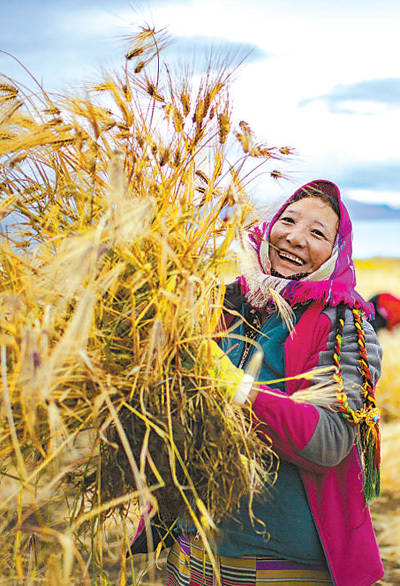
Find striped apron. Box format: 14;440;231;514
166;536;333;585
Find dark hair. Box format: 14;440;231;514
289;180;341;219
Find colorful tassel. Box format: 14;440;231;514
352;306;381;500
334;303;381;500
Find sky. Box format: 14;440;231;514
2;0;400;210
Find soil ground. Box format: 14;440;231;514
372;493;400;585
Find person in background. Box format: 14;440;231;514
369;292;400;333
131;180;384;586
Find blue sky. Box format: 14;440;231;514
2;0;400;209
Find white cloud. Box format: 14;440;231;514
347;189;400;209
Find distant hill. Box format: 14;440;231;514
344;198;400;221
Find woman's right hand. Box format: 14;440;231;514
207;340;255;404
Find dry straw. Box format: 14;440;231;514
0;26;307;583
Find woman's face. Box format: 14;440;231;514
269;196;338;277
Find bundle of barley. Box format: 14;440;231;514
0;27;294;581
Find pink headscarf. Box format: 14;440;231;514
237;180;374;318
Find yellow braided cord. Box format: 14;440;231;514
352;307;381;499
333;307;360;424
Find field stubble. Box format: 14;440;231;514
354;258;400;585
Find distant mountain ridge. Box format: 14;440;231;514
344;198;400;220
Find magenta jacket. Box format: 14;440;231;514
251;301;384;586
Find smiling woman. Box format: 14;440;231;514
155;179;385;586
269;196;339;278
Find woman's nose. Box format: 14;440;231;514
286;226;306;247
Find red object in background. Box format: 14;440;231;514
375;293;400;331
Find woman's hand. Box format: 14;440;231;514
207;340;255;404
247;386;259;404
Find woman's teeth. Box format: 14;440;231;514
278;250;304;266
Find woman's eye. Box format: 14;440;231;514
280;216;294;223
312;229;324;238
